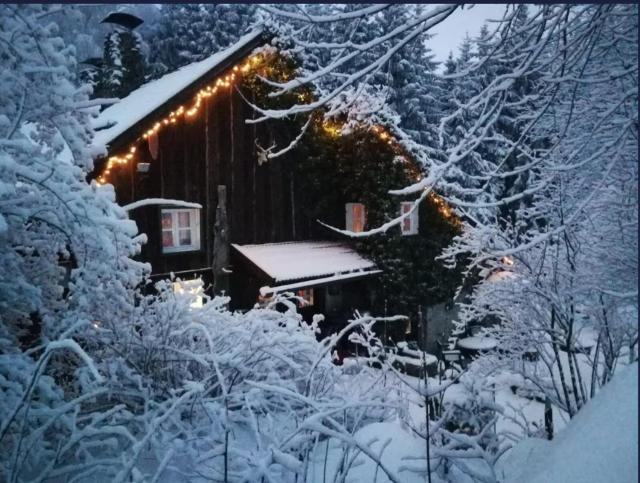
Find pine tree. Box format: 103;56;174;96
440;36;496;218
491;6;541;230
96;25;146;99
378;5;448;160
463;8;541;233
147;4;257;76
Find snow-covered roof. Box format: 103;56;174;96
92;29;264;151
232;241;379;283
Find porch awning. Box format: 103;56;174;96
231;241;381;295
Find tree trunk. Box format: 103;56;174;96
551;308;574;417
544;397;554;440
213;185;230;294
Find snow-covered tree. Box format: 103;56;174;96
0;3;146;342
259;3;638;449
147;4;258;76
0;15;413;480
0;4;148;479
95;22;147;99
453;26;638;414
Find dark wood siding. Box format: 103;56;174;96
106;78;309;280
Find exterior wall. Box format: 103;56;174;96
104;83;311;281
96;49;458;327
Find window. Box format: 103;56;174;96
161;208;201;253
296;288;314;307
400;202;419;235
172;278;204;308
345;203;366;232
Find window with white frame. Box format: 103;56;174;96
400;202;419;235
345;202;366;233
161;208;201;253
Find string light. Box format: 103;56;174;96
317;119;459;224
96;54;265;185
502;256;514;266
95;52;460;228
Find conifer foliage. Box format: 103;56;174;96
89;14;147;100
147;4;258;76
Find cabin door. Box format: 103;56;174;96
324;284;343;315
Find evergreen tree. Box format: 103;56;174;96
379;5;448;160
95;25;146;99
147;4;257;76
466;8;541;233
441;36;496;218
490;6;541;230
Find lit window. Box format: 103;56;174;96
296;288;314;307
161;208;201;253
173;278;204;308
400;202;419;235
346;203;366;232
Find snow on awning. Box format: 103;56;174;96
92;29;263;151
232;241;380;291
259;270;382;297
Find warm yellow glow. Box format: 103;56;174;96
173;279;204;309
322;119;344;137
97;54;266;183
502;256;514;266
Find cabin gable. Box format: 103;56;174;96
90;34;462;329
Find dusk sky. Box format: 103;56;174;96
428;4;509;64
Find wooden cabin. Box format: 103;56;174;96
90;30;459;341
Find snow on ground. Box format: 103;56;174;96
498;362;638;483
307;420;430;483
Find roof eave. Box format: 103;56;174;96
94;29;268;162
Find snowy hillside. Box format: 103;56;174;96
500;363;638;483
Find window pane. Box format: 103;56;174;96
178;211;191;228
162;230;174;248
352;204;365;232
161;212;173;229
401;203;416;235
178;229;192;246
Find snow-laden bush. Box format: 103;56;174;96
0;7;403;481
1;282;403;482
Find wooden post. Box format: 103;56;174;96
213;185;229;294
